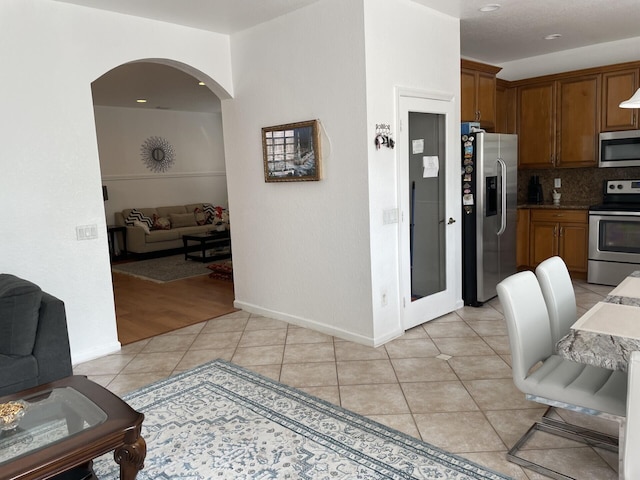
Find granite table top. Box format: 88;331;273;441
556;271;640;372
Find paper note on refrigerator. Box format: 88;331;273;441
412;139;424;154
423;155;439;178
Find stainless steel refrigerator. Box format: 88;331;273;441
462;132;518;306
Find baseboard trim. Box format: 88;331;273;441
72;341;122;366
232;300;402;347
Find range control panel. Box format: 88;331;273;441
604;179;640;195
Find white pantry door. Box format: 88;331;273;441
398;93;459;330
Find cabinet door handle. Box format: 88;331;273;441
553;226;558;237
550;155;554;164
559;226;564;237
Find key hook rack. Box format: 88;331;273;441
375;123;395;150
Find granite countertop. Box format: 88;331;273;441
555;271;640;372
517;204;590;210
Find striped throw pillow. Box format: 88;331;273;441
125;209;153;229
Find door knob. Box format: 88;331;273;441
447;217;456;225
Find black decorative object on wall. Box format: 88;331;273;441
141;136;175;173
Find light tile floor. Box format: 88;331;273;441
74;280;619;479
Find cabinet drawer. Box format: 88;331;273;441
530;209;587;224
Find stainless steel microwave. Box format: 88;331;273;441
599;130;640;167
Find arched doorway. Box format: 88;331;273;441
92;60;236;344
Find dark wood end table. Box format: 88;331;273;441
107;225;128;261
0;376;145;480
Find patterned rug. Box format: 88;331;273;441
93;360;513;479
112;255;229;283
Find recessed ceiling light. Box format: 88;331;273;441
136;99;147;103
198;81;206;86
479;4;501;12
545;33;562;40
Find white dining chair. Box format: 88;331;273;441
535;256;577;346
623;351;640;479
497;270;627;480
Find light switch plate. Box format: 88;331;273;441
76;224;98;240
554;178;561;188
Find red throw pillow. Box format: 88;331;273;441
152;214;171;230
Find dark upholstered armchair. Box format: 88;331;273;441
0;274;73;396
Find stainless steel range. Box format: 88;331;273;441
588;179;640;286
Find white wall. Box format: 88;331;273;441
363;0;461;342
1;0;233;364
95;106;228;224
224;0;375;342
223;0;461;345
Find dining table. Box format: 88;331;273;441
556;271;640;372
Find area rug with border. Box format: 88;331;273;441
112;255;229;283
93;359;513;479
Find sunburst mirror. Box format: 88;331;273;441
141;136;175;173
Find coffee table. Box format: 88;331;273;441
0;376;145;480
182;230;231;262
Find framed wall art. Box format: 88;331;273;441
262;120;321;182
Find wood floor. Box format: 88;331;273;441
112;271;237;345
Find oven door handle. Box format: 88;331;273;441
589;210;640;217
497;158;507;236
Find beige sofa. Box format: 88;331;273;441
114;203;229;255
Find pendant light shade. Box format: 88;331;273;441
620;88;640;108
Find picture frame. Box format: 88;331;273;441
262;120;321;182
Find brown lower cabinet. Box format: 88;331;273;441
516;209;530;269
518;208;588;278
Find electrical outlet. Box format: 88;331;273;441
554;178;561;188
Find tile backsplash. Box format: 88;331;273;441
517;166;640;206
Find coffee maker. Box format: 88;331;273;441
528;175;543;204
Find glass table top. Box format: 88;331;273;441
0;386;107;464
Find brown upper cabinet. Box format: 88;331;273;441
464;59;640;168
556;75;600;168
461;59;502;131
602;68;639;131
517;75;599;169
517;82;555;168
496;79;517;134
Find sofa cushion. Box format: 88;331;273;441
157;205;187;217
133;220;151;234
0;274;43;356
180;225;215;236
125;209;153;229
145;229;181;243
0;353;38;393
184;203;205;213
170;213;198;228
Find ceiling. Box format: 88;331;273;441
91;62;222;113
75;0;640;112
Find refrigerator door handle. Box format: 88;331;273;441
496;158;507;236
